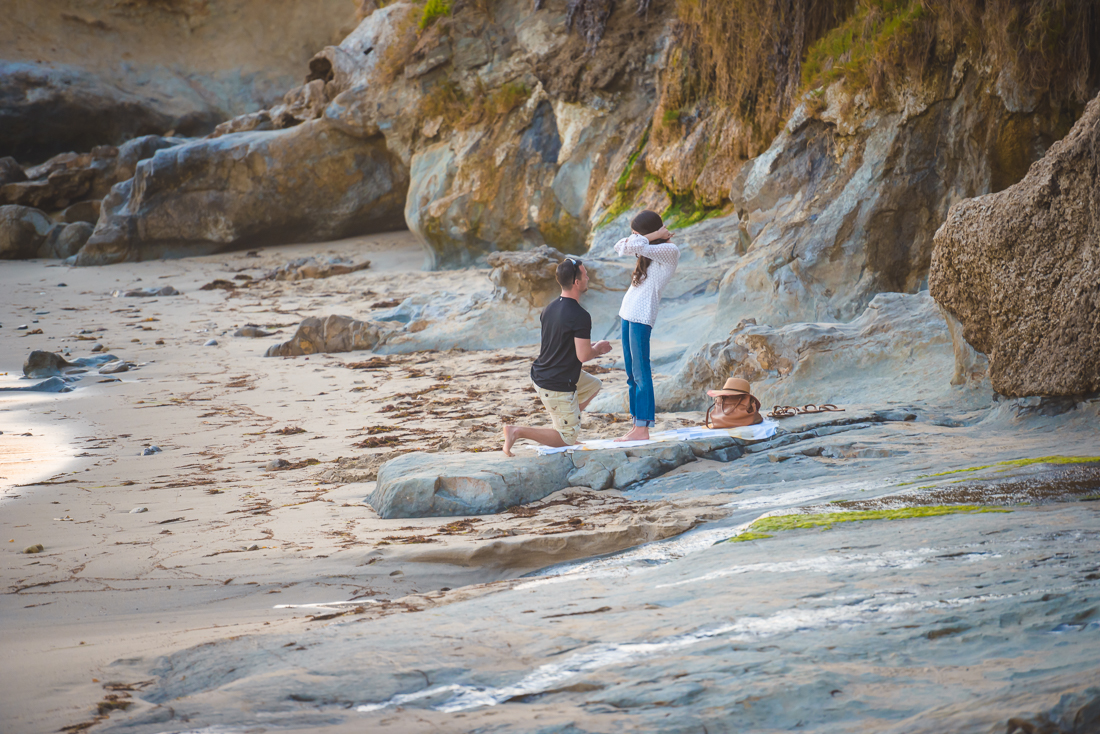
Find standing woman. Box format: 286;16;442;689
613;210;679;442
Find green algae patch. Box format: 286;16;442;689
748;505;1008;534
910;456;1100;483
727;532;773;543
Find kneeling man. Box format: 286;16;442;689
503;257;611;456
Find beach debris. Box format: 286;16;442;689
233;325;275;337
58;282;66;287
265;256;371;282
273;426;307;435
200;279;238;291
266;458;290;470
129;507;148;514
23;544;44;554
154;339;165;345
98;360;135;374
204;338;218;346
141;446;162;456
91;343;105;352
115;285;180;297
245;544;260;551
17;324;27;330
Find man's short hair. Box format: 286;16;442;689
556;258;583;288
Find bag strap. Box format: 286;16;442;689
705;401;715;429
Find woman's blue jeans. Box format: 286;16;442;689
621;319;655;427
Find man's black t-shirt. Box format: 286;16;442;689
531;296;592;392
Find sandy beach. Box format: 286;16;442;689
0;233;731;733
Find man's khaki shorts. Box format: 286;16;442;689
533;371;602;445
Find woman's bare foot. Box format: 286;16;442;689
502;425;518;457
615;426;650;442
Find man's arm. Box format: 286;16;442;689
575;337;611;363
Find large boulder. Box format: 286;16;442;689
39;221;94;259
264;315;387;357
371;452;575;518
74;120;408;264
487;244;570;307
930;93;1100;398
0;205;54;259
369;441;707;518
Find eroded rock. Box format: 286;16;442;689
265;315;386;357
74;120;408;265
609;291;988;414
930;93;1100;398
267;256;371;281
0;205;54;259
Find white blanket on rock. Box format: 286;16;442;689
529;421;779;455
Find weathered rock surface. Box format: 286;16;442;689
264;315;387;357
0;1;362;161
23;350;120;378
39;221;94;259
74;120;407;265
487;245;570;308
369;438;763;518
370;452;575;519
930;93;1100;398
592;291;989;414
266;256;371;281
0;376;74;393
0;204;54;259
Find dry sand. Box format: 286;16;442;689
0;233;724;733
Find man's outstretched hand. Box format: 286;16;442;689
593;340;612;356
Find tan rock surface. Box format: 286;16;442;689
930;93;1100;397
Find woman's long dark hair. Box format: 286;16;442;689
630;210;665;286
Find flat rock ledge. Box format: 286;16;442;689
367;410;919;518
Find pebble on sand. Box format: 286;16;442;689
130;507;148;514
204;339;219;346
91;343;106;352
23;544;44;554
265;458;289;470
141;446;162;456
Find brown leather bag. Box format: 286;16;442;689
705;393;764;429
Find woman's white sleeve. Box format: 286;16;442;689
615;236;680;266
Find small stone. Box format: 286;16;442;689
155;339;165;345
90;343;105;352
204;339;218;347
130;507;148;514
58;283;67;287
141;446;162;456
23;544;44;554
265;458;289;470
245;544;260;551
17;325;28;330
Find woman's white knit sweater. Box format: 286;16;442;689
614;233;681;327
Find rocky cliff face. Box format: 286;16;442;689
0;0;361;162
930;92;1100;398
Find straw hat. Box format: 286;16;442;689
707;377;751;397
